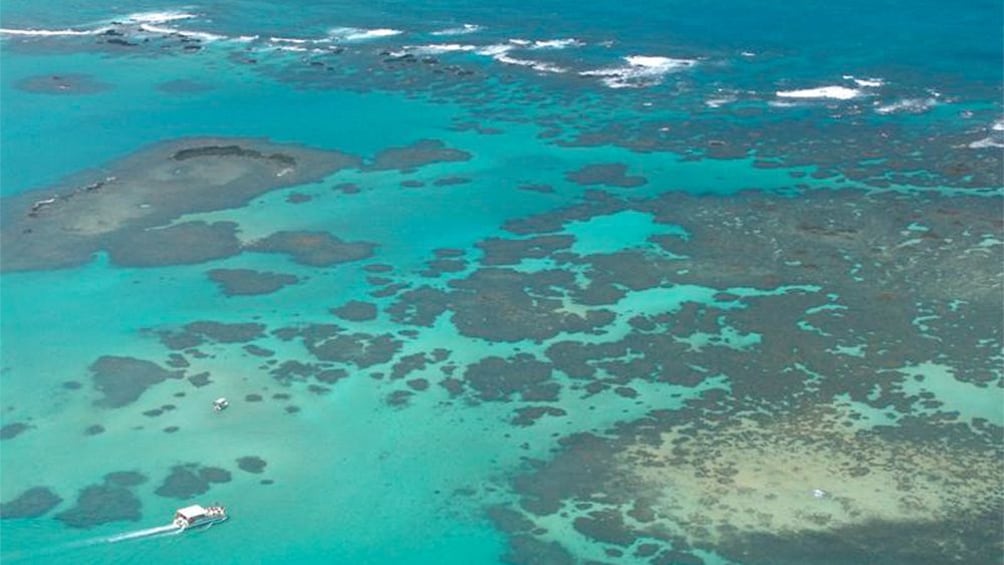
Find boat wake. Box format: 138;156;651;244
105;523;182;543
2;524;182;562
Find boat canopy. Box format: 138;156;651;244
176;505;208;520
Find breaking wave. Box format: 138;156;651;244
431;23;481;36
580;55;698;89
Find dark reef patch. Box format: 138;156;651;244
365;139;472;172
154;464;218;499
199;467;232;484
55;483;142;528
184;321;266;343
286;191;313;204
15;73;111;95
463;354;557;402
270;360;322;384
477;235;574;266
237;456;268;474
565;163;647;188
391;352;433;380
386;287;451;326
155;329;204;350
1;137;359;272
208;268;300;296
90;356;180;408
503;535;575;565
244;344;275;357
421;257;467;277
433;176;472;187
518;183;555;193
172;145;296;165
331;300;378;322
247;231;376;267
166;353;190;368
386;390;414;407
0;487;62;519
716;512;1003;565
0;422;31;440
512;406;567;426
316;368;349;384
573;508;637;546
103;471;147;487
407;378;429;391
105;221;242;267
502;190;623;236
280;324;403;368
446;268;616;342
334;182;361;194
187;372;212;387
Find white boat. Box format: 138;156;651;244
213;397;229;411
172;504;228;530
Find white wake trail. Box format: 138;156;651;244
105;523;182;543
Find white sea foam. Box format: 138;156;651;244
0;27;107;37
968;136;1004;149
495;54;565;73
411;43;477;54
431;23;481;36
580;55;697;89
968;118;1004;149
475;43;565;73
841;74;884;88
874;98;937;115
117;10;226;42
853;77;884;88
476;43;513;57
329;27;402;42
124;10;197;24
529;38;583;49
137;23;226;41
705;95;737;108
776;86;862;100
627;55;693;68
268;36;312;44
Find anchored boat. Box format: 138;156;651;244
172;504;228;530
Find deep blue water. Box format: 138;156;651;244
1;1;1001;564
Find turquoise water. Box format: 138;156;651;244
1;2;1002;564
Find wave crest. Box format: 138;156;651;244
581;55;697;89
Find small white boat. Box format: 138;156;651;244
213;397;229;412
173;504;228;530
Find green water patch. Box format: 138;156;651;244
562;209;688;256
893;362;1004;425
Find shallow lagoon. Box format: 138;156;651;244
1;2;1001;564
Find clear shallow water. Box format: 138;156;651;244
1;2;1002;564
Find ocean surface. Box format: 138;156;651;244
0;1;1001;564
